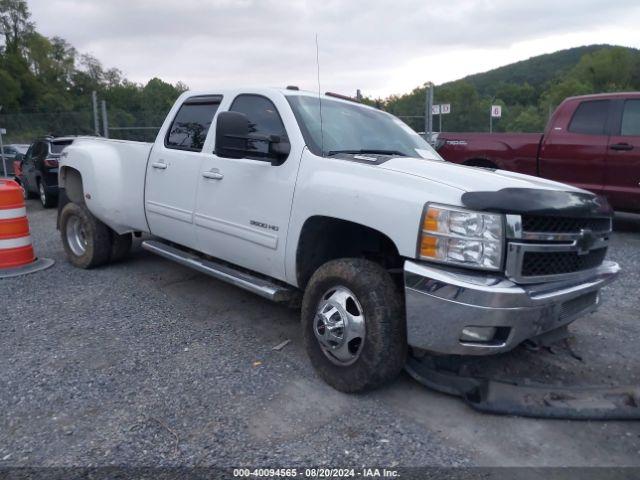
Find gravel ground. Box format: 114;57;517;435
0;201;639;469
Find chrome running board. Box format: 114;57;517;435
142;239;295;302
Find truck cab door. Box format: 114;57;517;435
605;98;640;212
145;96;222;249
194;93;302;281
538;99;610;195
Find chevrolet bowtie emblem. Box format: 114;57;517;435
575;228;597;255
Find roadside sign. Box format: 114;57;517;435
491;105;502;118
0;129;6;135
431;105;441;115
440;104;451;115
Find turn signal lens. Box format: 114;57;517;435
419;235;438;258
423;208;440;232
418;204;504;271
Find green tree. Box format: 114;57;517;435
0;68;21;109
495;82;536;106
572;46;638;91
539;77;593;115
142;77;183;113
0;0;33;54
504;106;545;132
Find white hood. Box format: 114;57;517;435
379;157;588;194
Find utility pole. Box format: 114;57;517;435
101;100;109;138
425;83;434;141
92;91;100;136
0;105;6;178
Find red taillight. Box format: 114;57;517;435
44;158;59;167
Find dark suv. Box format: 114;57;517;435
19;137;74;208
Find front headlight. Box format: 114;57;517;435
418;204;504;271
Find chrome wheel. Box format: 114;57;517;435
66;215;88;256
39;182;46;206
314;286;366;366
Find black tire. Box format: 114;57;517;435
110;232;132;262
38;180;57;208
301;258;406;392
59;202;112;269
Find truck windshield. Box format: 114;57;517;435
286;95;442;160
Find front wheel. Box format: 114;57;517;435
301;258;407;392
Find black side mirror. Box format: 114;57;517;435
215;111;290;165
215;111;251;159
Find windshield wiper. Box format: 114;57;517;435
327;149;408;157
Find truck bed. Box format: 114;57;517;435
437;132;544;176
60;137;153;234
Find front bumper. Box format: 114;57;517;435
404;259;620;355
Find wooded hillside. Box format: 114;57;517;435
0;0;186;141
2;0;640;142
375;45;640;133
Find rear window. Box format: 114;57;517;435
51;140;73;154
165;96;222;152
621;99;640;136
568;100;610;135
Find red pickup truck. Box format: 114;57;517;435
436;92;640;213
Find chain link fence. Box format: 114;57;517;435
0;113;442;145
0;111;95;143
0;109;166;144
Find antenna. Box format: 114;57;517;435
315;34;325;156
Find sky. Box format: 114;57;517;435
27;0;640;99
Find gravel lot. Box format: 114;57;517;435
1;201;639;469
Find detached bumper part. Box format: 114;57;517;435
405;355;640;420
404;259;620;355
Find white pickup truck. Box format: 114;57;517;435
57;87;619;392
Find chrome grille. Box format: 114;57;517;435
505;214;611;283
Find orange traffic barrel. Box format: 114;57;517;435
0;179;54;278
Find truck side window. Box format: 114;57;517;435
230;94;288;161
621;100;640;136
568;100;610;135
166;99;221;152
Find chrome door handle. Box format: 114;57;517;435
202;170;224;180
151;162;167;170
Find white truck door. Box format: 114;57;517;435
194;93;302;281
145;96;222;249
